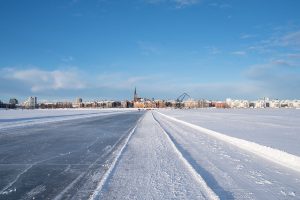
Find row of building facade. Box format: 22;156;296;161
1;96;300;109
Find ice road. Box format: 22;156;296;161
94;110;300;200
0;110;143;200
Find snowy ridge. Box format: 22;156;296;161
152;113;220;200
88;116;143;200
156;111;300;173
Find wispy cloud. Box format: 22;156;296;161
245;59;295;79
0;66;254;100
1;59;299;100
137;41;162;55
240;34;257;39
243;59;300;98
208;2;232;9
174;0;199;7
250;30;300;54
144;0;201;8
286;53;300;58
280;30;300;47
205;46;221;55
61;56;74;62
0;66;165;100
232;51;246;56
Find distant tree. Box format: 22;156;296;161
9;98;18;105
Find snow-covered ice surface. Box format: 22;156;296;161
2;108;300;199
97;110;300;199
158;108;300;156
0;108;135;130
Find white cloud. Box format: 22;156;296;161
205;46;221;54
280;31;300;46
2;68;86;92
232;51;246;56
144;0;200;8
174;0;199;7
1;60;299;101
240;34;256;39
209;2;232;9
270;59;293;67
245;60;294;79
0;66;161;95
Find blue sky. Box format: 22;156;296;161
1;0;300;102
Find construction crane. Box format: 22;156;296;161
176;93;191;108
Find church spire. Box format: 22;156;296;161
134;87;138;102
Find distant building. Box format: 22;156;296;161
134;87;138;102
133;87;142;102
23;97;37;109
73;97;83;108
215;101;228;108
76;98;83;104
155;100;166;108
183;99;198;108
225;98;250;108
0;100;4;108
9;98;18;105
133;101;145;108
0;100;15;109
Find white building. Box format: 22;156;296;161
269;100;281;108
23;97;37;109
292;100;300;108
226;99;249;108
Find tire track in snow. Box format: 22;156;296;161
88;115;144;200
155;111;300;174
152;112;220;200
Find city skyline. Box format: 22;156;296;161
1;0;300;101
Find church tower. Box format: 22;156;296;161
134;87;138;102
